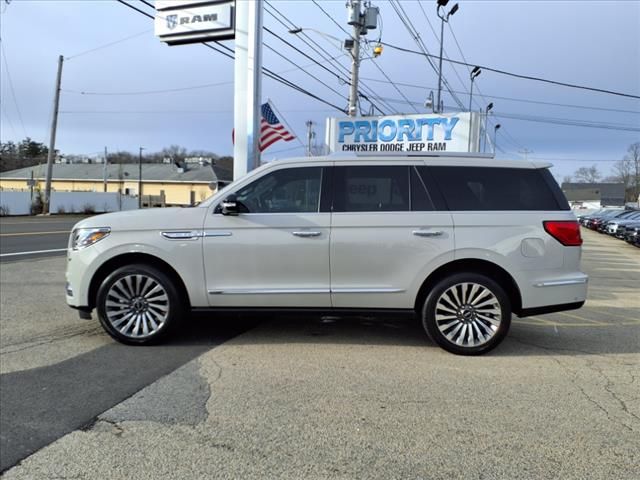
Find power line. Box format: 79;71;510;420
381;41;640;100
65;29;152;61
61;55;349;96
0;41;27;138
0;103;18;140
62;80;234;96
263;26;388;115
265;2;396;114
262;40;348;103
492;112;640;132
389;0;465;110
359;76;640;115
415;0;471;101
115;0;346;113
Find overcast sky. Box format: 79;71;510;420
1;0;639;180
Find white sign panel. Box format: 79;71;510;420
327;112;481;155
155;0;235;45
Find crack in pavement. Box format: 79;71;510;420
510;336;637;433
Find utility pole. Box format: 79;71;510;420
519;148;533;161
103;146;108;192
348;0;362;117
305;121;315;156
346;1;378;117
138;147;144;209
43;54;63;214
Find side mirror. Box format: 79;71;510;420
221;194;239;216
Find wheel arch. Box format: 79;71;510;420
87;252;191;310
414;259;523;315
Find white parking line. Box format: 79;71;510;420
0;248;68;257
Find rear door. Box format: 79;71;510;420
329;162;455;309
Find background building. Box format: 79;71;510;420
561;182;626;207
0;160;232;207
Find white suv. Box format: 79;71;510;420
66;156;587;355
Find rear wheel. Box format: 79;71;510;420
422;273;511;355
96;263;184;345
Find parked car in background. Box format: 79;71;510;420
586;209;626;231
622;223;640;244
605;211;640;236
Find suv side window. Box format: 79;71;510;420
233;166;322;213
428;166;567;211
333;166;410;212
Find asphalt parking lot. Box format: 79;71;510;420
0;228;638;479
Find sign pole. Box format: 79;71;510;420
233;0;263;180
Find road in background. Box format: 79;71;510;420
0;216;87;260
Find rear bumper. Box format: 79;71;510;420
518;301;585;317
520;273;588;311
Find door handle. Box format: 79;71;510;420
413;229;444;237
292;231;322;238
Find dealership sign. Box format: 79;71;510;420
326;112;481;155
155;0;235;45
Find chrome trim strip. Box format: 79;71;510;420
161;231;201;240
207;287;405;295
203;231;232;237
331;288;405;294
534;278;588;288
208;288;329;295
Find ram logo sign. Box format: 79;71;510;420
155;0;235;45
327;112;481;155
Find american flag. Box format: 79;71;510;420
259;102;295;151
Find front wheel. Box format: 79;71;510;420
96;264;184;345
422;273;511;355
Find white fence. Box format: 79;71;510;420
0;191;138;216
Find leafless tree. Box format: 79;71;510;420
573;164;601;183
626;142;640;200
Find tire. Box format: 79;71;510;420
96;263;184;345
422;273;511;355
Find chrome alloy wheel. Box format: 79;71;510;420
104;274;170;338
434;282;502;347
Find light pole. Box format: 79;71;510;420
436;0;459;114
138;147;144;209
493;124;501;154
483;103;493;152
469;66;481;112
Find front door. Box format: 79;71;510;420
202;163;332;308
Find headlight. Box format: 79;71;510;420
71;227;111;250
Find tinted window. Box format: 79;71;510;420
428;167;566;211
234;167;322;213
333;166;409;212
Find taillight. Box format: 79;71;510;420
543;221;583;246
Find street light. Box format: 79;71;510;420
493;124;501;154
138;147;144;209
469;66;481;112
436;0;459;113
483;104;493;152
288;27;344;51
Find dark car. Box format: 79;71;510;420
602;211;640;235
588;210;629;231
622;222;640;244
580;209;618;229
